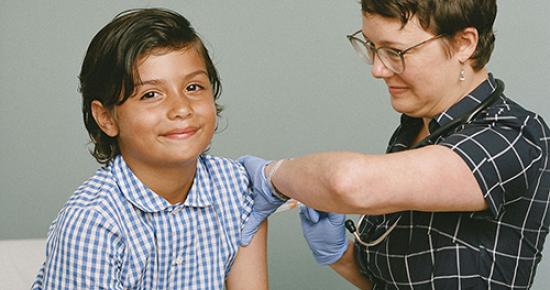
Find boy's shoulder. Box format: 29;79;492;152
63;165;121;213
198;154;250;194
199;154;246;175
46;165;124;237
198;155;254;223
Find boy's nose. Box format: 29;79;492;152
168;94;192;119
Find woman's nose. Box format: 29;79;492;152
370;55;393;79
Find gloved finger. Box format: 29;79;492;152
238;155;257;164
241;214;262;246
299;206;321;223
298;208;314;226
238;155;267;170
326;212;346;225
238;155;272;191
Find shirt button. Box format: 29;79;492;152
175;256;184;265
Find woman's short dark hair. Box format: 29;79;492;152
361;0;497;71
79;8;222;164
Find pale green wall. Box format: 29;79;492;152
1;1;549;289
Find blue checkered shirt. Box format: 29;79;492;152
32;154;254;289
355;74;550;289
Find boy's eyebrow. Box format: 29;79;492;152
136;70;209;88
136;79;162;88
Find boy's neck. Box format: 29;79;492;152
124;157;198;205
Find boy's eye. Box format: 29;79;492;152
186;83;203;92
140;91;158;100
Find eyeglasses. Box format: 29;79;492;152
346;30;446;74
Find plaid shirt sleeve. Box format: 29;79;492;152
33;206;124;290
439;103;547;219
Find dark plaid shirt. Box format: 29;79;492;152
355;74;550;289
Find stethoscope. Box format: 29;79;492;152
344;79;505;247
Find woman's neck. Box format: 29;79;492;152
417;68;489;143
413;121;430;146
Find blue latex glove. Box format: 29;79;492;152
239;155;286;246
299;206;348;265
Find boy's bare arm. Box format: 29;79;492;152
330;241;373;290
226;220;268;290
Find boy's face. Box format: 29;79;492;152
103;47;217;170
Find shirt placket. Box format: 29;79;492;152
173;205;199;288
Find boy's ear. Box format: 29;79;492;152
91;100;119;137
454;27;479;64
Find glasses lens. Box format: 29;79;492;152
377;48;404;74
349;38;374;64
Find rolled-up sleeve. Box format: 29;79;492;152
439;109;544;219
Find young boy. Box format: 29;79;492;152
32;8;267;290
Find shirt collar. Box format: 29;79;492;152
183;156;212;208
390;73;497;151
111;155;212;213
430;73;498;131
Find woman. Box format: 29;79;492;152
240;0;550;289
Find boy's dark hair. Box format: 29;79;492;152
361;0;497;71
79;8;222;164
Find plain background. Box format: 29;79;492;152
1;1;549;289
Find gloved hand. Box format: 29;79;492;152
239;155;286;246
299;206;348;265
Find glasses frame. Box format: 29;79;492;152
346;30;446;74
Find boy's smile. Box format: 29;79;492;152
103;47;217;176
161;126;199;140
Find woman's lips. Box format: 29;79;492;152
388;86;408;95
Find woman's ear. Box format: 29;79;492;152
454;27;479;64
91;100;119;137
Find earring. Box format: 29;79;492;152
459;70;465;81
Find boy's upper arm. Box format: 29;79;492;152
39;206;124;289
226;220;268;290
